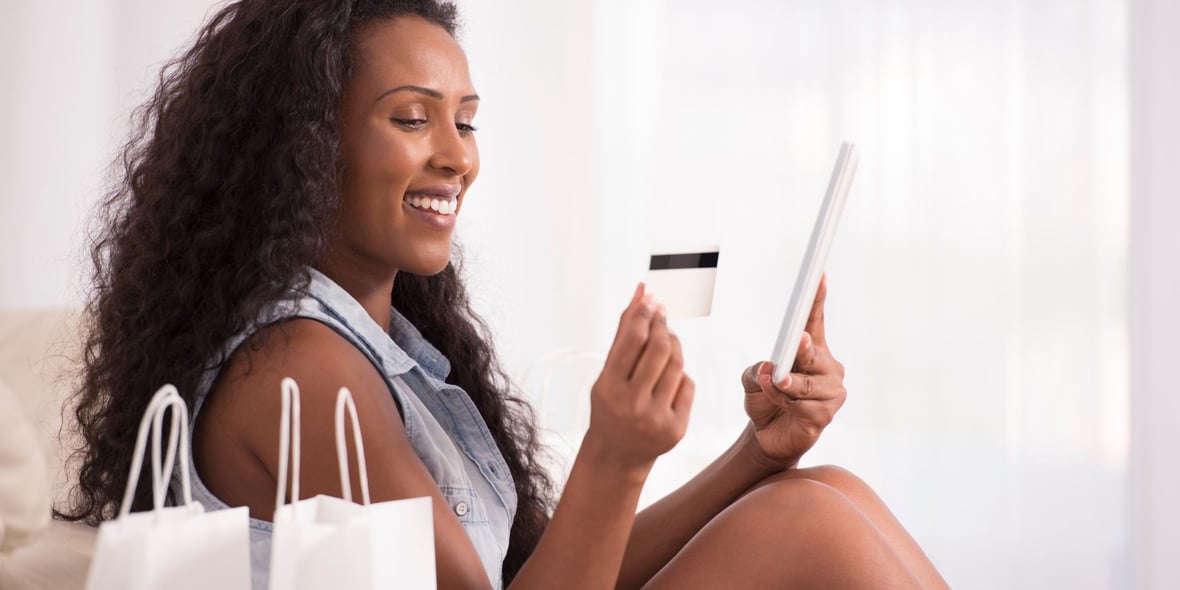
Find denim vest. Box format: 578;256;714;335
176;268;517;589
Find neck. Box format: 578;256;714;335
314;252;396;335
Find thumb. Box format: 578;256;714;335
741;362;769;393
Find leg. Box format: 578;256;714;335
774;466;947;589
643;477;922;589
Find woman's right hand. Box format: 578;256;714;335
584;283;694;472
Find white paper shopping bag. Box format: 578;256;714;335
268;378;436;590
84;385;251;590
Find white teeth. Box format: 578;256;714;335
406;194;457;215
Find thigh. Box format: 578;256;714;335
642;477;920;590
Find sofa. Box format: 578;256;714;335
0;309;95;589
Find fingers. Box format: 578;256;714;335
805;274;828;348
651;333;685;406
793;331;819;372
603;284;658;377
671;374;695;425
586;286;693;466
771;364;845;403
741;361;766;393
751;330;845;402
630;305;673;390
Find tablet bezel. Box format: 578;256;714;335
770;142;859;385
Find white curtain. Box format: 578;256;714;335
462;0;1129;588
0;0;1131;587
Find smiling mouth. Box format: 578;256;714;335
405;194;458;215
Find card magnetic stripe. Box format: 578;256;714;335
648;252;720;271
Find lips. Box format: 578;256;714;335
405;184;461;199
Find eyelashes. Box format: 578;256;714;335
390;118;478;136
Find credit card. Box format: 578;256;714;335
645;247;720;318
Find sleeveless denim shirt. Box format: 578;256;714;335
174;268;517;589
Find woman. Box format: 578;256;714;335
61;0;946;588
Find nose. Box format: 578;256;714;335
428;123;473;176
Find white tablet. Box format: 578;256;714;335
770;142;859;385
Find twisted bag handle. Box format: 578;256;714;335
275;377;302;511
335;387;372;505
118;384;195;518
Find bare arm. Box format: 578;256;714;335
198;283;692;590
616;426;777;589
510;285;693;589
618;275;849;589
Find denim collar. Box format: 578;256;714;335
302;267;451;382
388;306;452;382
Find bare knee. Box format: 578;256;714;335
742;476;862;534
788;464;874;498
728;477;921;588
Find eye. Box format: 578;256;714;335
391;118;427;130
457;122;478;136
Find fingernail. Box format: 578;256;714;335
632;282;644;303
656;303;667;317
780;374;793;389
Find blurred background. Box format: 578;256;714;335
1;0;1177;588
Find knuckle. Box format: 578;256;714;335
805;423;822;440
668;334;683;357
795;352;814;372
803;375;816;397
625;322;647;342
667;353;684;372
648;335;672;356
635;304;655;321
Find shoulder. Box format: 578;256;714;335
194;318;494;585
197;317;403;475
195;317;414;512
205;316;403;436
209;318;391;421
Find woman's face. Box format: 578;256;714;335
335;15;479;278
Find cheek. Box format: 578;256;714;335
363;134;422;189
345;135;425;212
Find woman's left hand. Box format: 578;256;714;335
740;274;847;471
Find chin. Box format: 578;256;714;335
402;247;453;276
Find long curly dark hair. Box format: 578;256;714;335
58;0;553;582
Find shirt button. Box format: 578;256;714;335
454;501;469;517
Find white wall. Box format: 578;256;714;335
0;2;110;308
1129;0;1180;588
0;0;217;309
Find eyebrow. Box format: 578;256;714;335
375;85;480;104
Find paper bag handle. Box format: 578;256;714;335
273;381;371;508
335;387;371;505
118;385;194;518
275;377;302;510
